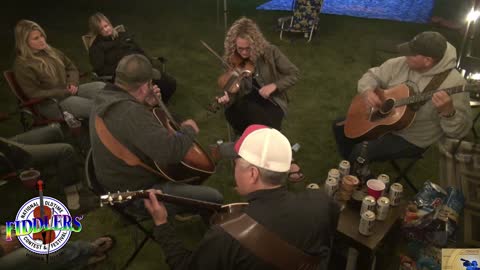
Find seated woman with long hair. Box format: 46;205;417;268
13;20;104;119
87;12;176;103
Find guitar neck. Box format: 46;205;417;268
396;84;469;106
134;191;223;212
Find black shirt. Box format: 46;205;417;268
89;31;146;76
154;186;340;269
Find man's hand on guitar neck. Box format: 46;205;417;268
362;89;382;109
432;90;455;117
144;190;168;226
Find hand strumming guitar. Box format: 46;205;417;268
362;89;382;109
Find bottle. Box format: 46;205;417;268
352;141;371;185
63;111;82;135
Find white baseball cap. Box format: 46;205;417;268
234;125;292;172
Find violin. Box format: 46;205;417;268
32;180;56;244
217;53;255;94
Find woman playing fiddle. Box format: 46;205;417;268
216;17;299;135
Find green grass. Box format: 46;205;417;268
0;0;472;269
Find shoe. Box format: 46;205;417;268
288;160;305;183
87;235;116;265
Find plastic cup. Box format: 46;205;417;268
19;169;40;189
366;179;385;200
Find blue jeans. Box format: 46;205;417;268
38;81;105;119
0;240;95;270
8;124;79;187
332;117;426;163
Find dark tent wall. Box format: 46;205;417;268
257;0;434;23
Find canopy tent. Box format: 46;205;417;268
257;0;434;23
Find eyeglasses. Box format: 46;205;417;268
236;46;251;53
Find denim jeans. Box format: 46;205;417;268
38;81;105;119
332;117;426;163
0;240;95;270
8;124;79;187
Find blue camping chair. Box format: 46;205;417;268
278;0;323;42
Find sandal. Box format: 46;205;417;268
288;160;305;183
87;235;115;265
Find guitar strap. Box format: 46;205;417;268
219;213;323;270
410;69;452;111
94;116;171;180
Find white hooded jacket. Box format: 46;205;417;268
357;43;473;148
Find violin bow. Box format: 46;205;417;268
200;40;233;70
36;180;49;263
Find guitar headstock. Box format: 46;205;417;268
100;190;143;207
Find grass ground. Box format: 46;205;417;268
0;0;473;269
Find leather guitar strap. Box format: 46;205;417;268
94;116;169;179
219;213;321;270
410;69;452;111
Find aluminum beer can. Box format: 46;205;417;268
377;174;390;195
338;160;350;179
328;168;341;182
360;195;376;216
359;210;375;236
324;177;338;197
389;183;403;206
376;196;390;221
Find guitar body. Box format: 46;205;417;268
152;107;215;185
344;84;417;140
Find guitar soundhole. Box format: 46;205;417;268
379;99;394;115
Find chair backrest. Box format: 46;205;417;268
291;0;323;30
82;25;126;53
3;70;29;103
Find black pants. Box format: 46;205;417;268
225;92;284;135
332;117;426;163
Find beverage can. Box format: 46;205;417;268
328;168;341;182
360;195;376;216
324;177;338;197
338;160;350;179
359;210;375;236
389;183;403;206
377;174;390;195
376;196;390;221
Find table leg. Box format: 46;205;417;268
345;247;359;270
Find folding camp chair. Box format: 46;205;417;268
278;0;324;42
3;70;64;131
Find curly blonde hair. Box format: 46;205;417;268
223;17;270;64
14;20;65;82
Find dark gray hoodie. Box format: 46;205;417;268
89;83;196;191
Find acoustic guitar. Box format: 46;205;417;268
100;190;248;224
344;83;479;140
151;98;216;185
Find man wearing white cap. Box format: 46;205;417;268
145;124;340;270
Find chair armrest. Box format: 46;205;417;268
278;16;292;23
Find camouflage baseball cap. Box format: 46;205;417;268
397;31;447;60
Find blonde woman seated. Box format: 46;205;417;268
13;20;105;119
87;12;176;103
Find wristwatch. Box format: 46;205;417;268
442;109;456;118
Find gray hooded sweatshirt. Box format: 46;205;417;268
89;83;196;192
357;43;472;148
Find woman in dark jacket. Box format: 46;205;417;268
88;12;176;103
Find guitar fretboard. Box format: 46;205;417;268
395;84;472;107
